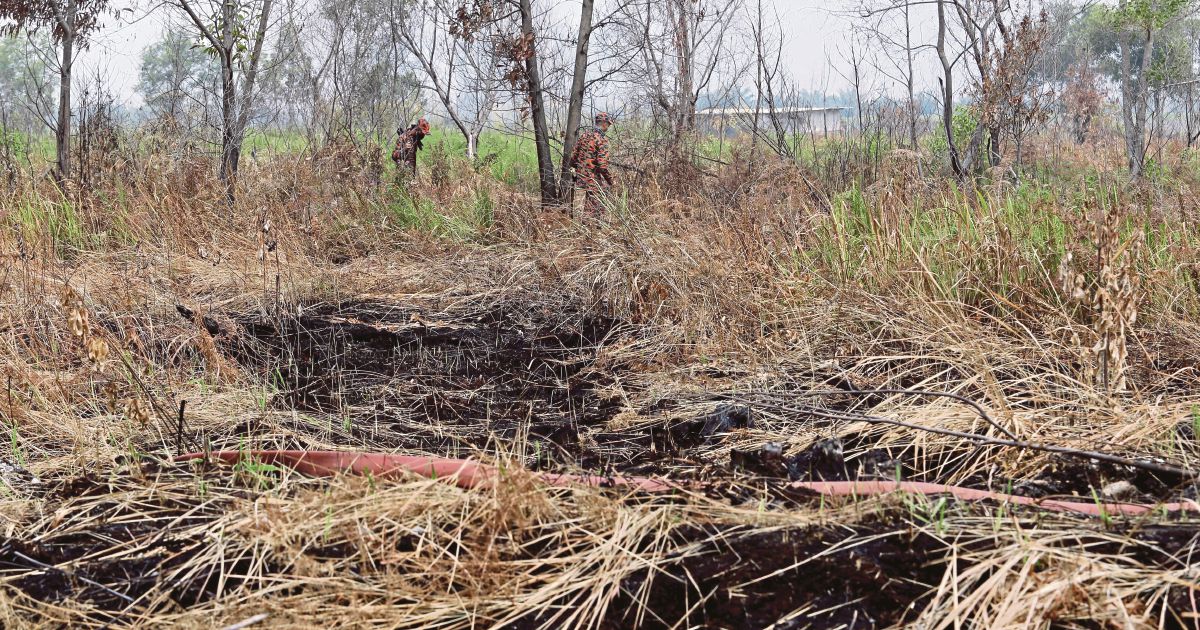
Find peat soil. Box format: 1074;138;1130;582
3;296;1198;627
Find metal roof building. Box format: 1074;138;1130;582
695;105;846;136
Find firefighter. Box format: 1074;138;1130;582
392;117;431;178
569;112;614;216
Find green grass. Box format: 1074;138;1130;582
380;182;494;241
798;174;1200;320
242;129;311;155
11;197;89;254
13;121;1200;317
424;128;539;187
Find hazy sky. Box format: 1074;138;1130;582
75;0;856;108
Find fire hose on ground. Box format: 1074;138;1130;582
175;450;1200;518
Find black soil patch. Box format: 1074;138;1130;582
604;516;947;629
0;469;277;618
8;484;1198;627
212;297;653;469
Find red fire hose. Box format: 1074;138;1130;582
176;450;1200;517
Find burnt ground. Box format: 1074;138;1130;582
189;296;1195;501
207;296;647;468
5;469;1198;629
5;466;1199;629
4;295;1199;628
1;473;262;613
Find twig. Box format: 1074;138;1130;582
221;613;270;630
116;350;198;453
609;159;647;175
177;400;188;457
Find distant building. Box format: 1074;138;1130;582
695;106;846;137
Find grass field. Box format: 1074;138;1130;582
1;127;1199;628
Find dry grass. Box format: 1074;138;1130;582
0;134;1199;627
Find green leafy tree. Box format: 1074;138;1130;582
171;0;275;204
137;29;215;123
1107;0;1192;177
0;36;53;136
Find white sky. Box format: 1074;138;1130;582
76;0;858;108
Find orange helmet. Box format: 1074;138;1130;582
417;118;431;134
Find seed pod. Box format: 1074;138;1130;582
68;308;88;338
86;338;109;364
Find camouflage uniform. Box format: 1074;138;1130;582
570;112;613;216
392;118;431;178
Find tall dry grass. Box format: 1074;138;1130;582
0;130;1199;627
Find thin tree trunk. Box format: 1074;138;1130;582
218;0;237;203
1015;127;1030;183
750;0;764;167
665;0;696;150
937;0;963;177
904;0;917;150
556;0;594;205
519;0;556;205
851;48;864;135
55;0;76;185
392;1;475;159
987;126;1001;167
219;64;237;200
229;0;273;180
1120;23;1154;179
1188;86;1196;149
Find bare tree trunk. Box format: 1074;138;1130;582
218;0;237;202
936;0;963;177
230;0;273;179
55;34;73;183
519;0;556;205
393;1;476;159
556;0;594;205
1188;85;1195;149
670;0;695;147
903;0;917;150
176;0;273;205
55;0;76;185
750;0;764;167
1119;24;1154;179
1014;125;1027;178
851;46;864;135
987;126;1001;167
1191;39;1200;149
